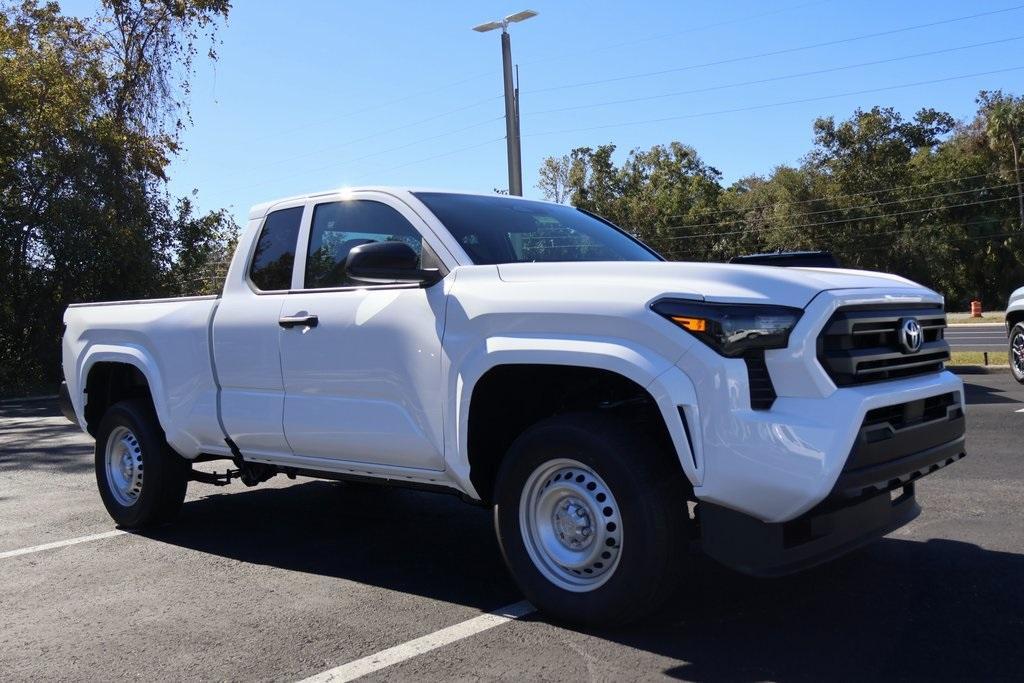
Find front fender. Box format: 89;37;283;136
445;335;701;498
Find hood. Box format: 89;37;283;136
496;261;933;308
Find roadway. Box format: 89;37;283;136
1;374;1022;681
946;323;1007;350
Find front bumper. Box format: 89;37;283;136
698;391;966;576
700;484;924;577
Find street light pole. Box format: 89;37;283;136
473;10;537;197
500;29;522;196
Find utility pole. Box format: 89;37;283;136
473;10;537;196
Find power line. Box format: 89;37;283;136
526;35;1024;117
241;39;1022;186
517;193;1020;246
519;0;837;67
663;195;1017;241
522;65;1024;139
835;232;1024;255
229;3;1022;154
667;182;1019;231
522;4;1024;96
672;218;1023;257
671;171;1013;220
233;2;832;151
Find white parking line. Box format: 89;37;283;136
298;600;536;683
0;530;127;560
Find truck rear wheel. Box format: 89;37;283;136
493;412;690;625
95;399;189;528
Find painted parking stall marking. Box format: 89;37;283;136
0;529;127;560
298;601;535;683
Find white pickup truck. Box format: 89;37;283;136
61;188;966;625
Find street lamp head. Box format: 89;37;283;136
505;9;538;23
471;20;503;33
471;9;537;33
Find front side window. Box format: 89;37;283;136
249;206;303;291
413;192;661;265
304;200;423;289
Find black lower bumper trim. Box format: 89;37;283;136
700;486;921;577
832;436;966;499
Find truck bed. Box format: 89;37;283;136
62;295;224;459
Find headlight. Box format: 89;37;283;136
651;299;803;358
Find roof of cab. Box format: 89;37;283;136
246;186;553;220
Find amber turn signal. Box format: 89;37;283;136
670;316;707;332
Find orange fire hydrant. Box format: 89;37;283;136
971;300;983;317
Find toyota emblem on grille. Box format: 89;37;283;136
899;317;923;353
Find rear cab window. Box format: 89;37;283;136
249;206;303;291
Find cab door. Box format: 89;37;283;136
277;192;449;471
212;204;305;459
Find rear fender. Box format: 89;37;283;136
74;344;175;447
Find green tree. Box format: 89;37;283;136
538;95;1024;310
536;154;572;203
542;142;723;260
0;0;232;395
978;90;1024;228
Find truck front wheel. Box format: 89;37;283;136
95;399;189;528
494;412;690;625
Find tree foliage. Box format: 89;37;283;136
0;0;234;395
538;100;1024;311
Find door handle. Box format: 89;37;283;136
278;314;319;329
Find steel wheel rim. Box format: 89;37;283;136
1012;333;1024;377
105;426;143;506
519;458;622;592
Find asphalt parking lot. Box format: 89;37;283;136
2;373;1022;682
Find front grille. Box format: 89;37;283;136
840;391;965;493
817;303;949;386
862;392;958;432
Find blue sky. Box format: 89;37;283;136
63;1;1024;224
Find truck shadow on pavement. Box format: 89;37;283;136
962;378;1021;404
143;480;1023;682
598;536;1024;681
144;480;522;610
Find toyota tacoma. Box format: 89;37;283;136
60;188;966;625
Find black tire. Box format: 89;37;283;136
493;412;690;626
94;399;189;528
1009;323;1024;384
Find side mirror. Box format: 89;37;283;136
345;241;442;286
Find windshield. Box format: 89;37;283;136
413;192;661;265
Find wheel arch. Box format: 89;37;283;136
1006;308;1024;330
77;346;167;438
449;338;699;504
